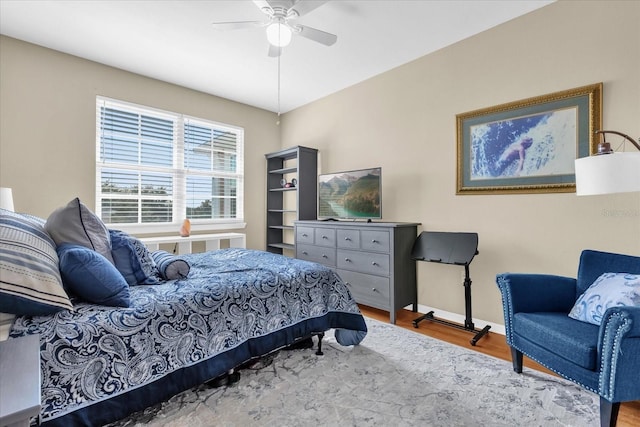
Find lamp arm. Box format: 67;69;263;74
595;130;640;151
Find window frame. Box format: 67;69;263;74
95;96;245;235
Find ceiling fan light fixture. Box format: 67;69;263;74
266;21;292;47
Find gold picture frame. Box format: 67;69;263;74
456;83;602;195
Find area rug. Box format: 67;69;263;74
108;317;599;426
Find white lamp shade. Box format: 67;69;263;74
574;152;640;196
266;22;292;47
0;187;15;211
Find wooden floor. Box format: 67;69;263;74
359;306;640;427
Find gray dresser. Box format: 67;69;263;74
294;220;419;323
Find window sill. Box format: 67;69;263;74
107;221;246;236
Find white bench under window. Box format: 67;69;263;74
138;233;246;254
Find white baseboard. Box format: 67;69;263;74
404;304;506;336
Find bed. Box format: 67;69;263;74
1;204;367;427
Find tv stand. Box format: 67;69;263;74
294;220;420;323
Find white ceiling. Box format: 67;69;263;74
0;0;554;113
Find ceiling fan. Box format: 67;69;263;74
211;0;337;57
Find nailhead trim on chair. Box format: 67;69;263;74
510;343;599;394
496;274;598;395
496;274;515;346
504;308;633;401
599;311;632;401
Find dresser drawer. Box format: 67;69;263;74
314;227;336;247
337;249;389;276
338;269;390;310
296;227;315;244
297;244;336;267
337;229;360;249
360;230;390;253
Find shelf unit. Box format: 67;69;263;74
265;146;318;255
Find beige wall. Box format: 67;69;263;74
0;36;281;250
281;1;640;324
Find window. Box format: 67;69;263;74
96;97;244;232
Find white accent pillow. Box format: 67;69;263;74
569;272;640;325
0;209;73;315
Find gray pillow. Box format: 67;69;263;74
45;198;115;264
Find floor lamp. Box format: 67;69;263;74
574;131;640;196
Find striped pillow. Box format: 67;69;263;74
0;209;73;315
151;250;190;280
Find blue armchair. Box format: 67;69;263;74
496;249;640;427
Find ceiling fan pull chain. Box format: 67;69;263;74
277;49;281;125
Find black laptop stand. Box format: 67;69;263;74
410;231;490;346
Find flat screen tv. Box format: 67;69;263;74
318;167;381;220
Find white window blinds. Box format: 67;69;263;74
96;97;244;230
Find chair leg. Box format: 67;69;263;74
599;397;620;427
510;347;523;373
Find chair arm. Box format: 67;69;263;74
496;273;577;314
496;273;577;345
598;306;640;402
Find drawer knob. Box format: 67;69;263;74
344;237;351;241
302;251;308;255
372;261;379;266
322;235;328;239
322;254;328;258
372;287;377;292
345;258;351;262
371;239;379;243
302;233;308;237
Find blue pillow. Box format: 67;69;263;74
0;208;73;315
109;230;160;286
569;272;640;325
151;250;190;280
57;243;130;307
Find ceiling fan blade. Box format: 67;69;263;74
253;0;274;15
211;20;267;31
268;44;282;57
295;24;337;46
290;0;329;18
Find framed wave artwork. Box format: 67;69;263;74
456;83;602;195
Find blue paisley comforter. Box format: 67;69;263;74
9;249;367;425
